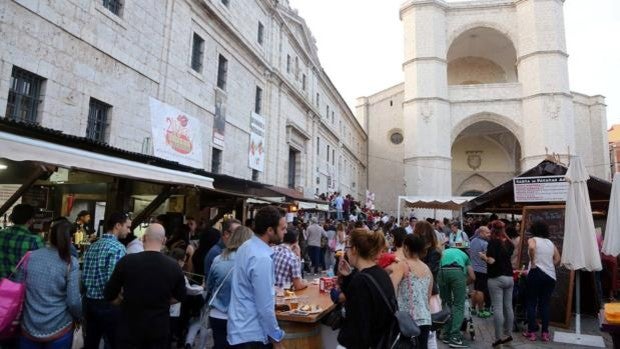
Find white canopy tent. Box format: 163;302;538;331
396;196;472;227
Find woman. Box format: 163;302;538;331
205;226;254;349
337;228;395;348
389;234;433;349
480;220;515;347
523;221;561;342
415;221;441;296
506;224;521;269
335;223;346;252
191;227;221;277
20;221;81;349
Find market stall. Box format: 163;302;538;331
396;196;471;227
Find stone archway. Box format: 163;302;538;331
451;118;521;196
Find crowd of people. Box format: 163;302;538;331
0;201;564;349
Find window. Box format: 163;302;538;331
221;0;230;6
102;0;122;16
331;111;335;124
257;22;264;45
216;55;228;90
302;74;306;90
294;57;299;80
390;100;393;107
286;55;291;73
332;149;335;166
254;86;262;114
316;93;319;107
327;144;330;162
86;98;111;142
252;169;259;181
6;66;44;123
191;33;205;73
288;149;298;189
390;131;404;145
326;105;329;118
316;137;320;156
212;148;222;173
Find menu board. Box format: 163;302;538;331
513;176;568;202
517;205;573;328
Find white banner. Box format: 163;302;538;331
149;97;203;169
513;175;568;202
249;112;265;172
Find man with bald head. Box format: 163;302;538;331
105;223;186;348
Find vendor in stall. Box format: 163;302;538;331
73;210;92;243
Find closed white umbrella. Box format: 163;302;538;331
555;156;604;347
602;173;620;256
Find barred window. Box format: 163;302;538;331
191;33;205;73
302;74;306;90
252;169;259;181
102;0;122;16
217;55;228;90
6;67;44;123
212;148;222;173
254;86;262;115
257;22;264;45
86;98;111;143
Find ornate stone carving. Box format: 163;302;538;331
466;150;483;171
421;101;433;123
545;94;561;120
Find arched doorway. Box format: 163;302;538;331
447;27;518;85
452;121;521;195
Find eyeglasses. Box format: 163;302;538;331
345;245;352;250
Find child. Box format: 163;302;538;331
169;248;204;348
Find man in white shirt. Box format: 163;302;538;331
405;217;417;234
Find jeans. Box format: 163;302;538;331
229;342;272;349
438;268;467;341
210;317;231;349
18;330;73;349
308;246;322;273
526;268;556;333
84;298;120;349
488;275;514;341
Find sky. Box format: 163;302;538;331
288;0;620;127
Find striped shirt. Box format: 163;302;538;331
272;244;301;288
82;233;126;299
0;225;44;278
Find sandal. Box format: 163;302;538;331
522;331;537;341
500;336;513;344
492;339;503;347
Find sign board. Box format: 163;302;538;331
149;97;204;169
248;112;265;172
513;176;568;202
213;90;226;148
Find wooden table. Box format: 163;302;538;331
598;310;620;348
276;284;337;348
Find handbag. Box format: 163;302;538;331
201;267;234;328
359;272;420;349
0;251;31;340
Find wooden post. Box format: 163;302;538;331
0;164;51;216
130;185;177;230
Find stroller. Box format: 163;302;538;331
430;298;475;342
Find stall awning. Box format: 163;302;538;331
298;201;330;211
402;196;472;211
0;131;214;189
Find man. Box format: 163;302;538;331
273;229;307;291
439;247;476;348
343;195;351;217
448;222;470;248
405;216;417;234
334;193;344;221
0;204;43;278
434;219;447;247
204;218;241;279
82;212;131;349
105;223;186;348
74;210;92;239
468;226;492;318
228;206;286;349
305;217;327;274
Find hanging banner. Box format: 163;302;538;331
149;97;204;169
213;90;226;148
249;112;265;172
513;176;568;202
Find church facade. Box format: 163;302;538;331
356;0;610;215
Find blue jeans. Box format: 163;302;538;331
308;246;322;273
210;317;231;349
526;268;556;333
19;330;73;349
84;298;120;349
336;210;343;221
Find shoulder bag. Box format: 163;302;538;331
0;251;31;339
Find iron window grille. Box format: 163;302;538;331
212;148;222;173
86;98;111;143
191;33;205;72
102;0;122;16
217;55;228;90
258;22;264;45
6;67;44;123
255;87;262;114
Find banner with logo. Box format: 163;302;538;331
213;90;226;148
149;97;203;169
248;112;265;172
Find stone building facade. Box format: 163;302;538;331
357;0;609;215
0;0;367;199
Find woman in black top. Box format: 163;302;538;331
338;228;396;349
480;220;515;347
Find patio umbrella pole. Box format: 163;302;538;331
576;270;581;335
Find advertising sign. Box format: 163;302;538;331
513;176;568;202
149;97;203;169
249;112;265;172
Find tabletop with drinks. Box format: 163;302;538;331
276;283;337;323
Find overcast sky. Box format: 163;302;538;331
289;0;620;127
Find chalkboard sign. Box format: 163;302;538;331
517;205;574;329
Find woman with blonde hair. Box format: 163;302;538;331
204;225;254;349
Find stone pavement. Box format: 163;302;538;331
436;314;613;349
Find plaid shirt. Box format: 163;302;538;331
272;244;301;288
82;233;126;299
0;225;44;278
